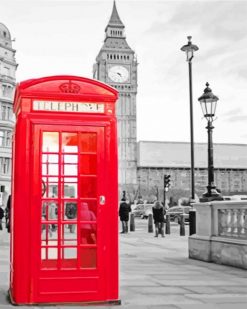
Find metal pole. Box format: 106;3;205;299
188;60;195;201
201;119;223;201
129;213;135;232
163;176;166;208
207;120;215;196
165;214;170;234
148;214;153;233
137;176;141;199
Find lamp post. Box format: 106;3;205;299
181;36;199;202
137;175;143;203
198;82;223;201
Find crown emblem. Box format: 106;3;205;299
59;81;81;93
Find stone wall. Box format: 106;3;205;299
136;167;247;203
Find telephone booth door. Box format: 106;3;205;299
31;125;107;302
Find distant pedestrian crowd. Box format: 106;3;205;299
119;194;166;238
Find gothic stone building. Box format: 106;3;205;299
94;1;138;193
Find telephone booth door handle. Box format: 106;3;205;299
99;196;105;205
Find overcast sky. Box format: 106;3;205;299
1;0;247;144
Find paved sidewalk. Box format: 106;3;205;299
1;220;247;308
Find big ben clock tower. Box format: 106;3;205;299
94;0;138;195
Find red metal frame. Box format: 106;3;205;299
10;76;119;305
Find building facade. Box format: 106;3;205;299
93;1;138;193
137;141;247;203
0;23;17;203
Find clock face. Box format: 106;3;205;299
108;65;129;83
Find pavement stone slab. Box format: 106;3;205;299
0;220;247;308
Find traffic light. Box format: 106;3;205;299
164;174;171;188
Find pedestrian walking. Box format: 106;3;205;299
65;202;77;233
119;198;131;234
80;202;96;244
152;200;165;237
48;201;57;232
0;206;4;230
6;195;11;233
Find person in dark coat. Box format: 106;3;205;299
152;201;165;237
0;206;4;230
119;198;131;234
6;195;11;233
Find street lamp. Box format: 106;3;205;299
198;82;223;201
181;36;199;202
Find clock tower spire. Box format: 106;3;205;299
105;0;124;31
93;1;138;197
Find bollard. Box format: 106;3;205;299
148;214;153;233
165;214;170;234
180;214;185;236
129;213;135;232
189;209;196;235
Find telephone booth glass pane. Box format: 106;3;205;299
63;154;78;164
63;164;77;176
80;224;97;245
80;177;97;198
42;177;58;198
42;132;59;152
79;133;97;152
62;133;78;152
40;130;98;270
83;200;97;217
61;224;77;245
61;248;77;269
80;154;97;174
41;224;54;242
41;247;58;269
79;248;97;268
63;180;78;198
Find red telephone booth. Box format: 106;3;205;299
10;76;120;305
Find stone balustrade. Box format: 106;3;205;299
218;207;247;239
189;200;247;269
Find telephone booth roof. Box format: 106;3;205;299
14;75;118;114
